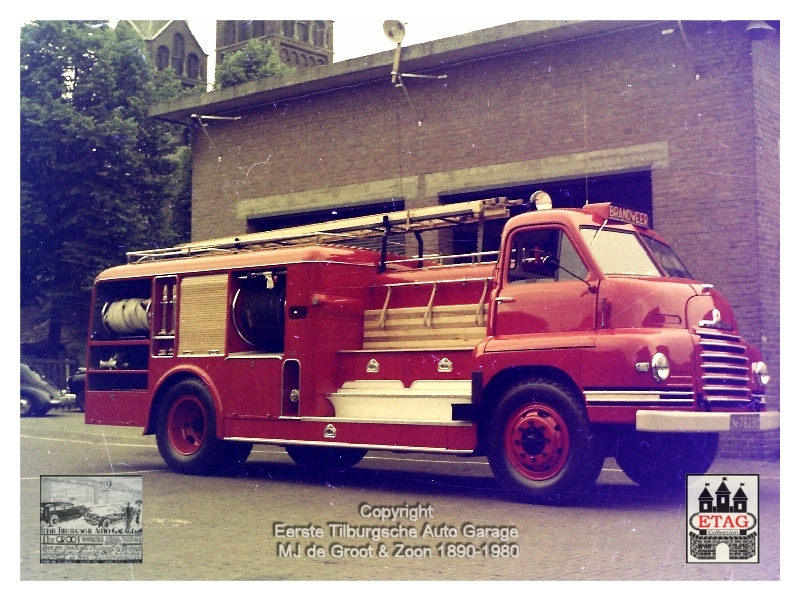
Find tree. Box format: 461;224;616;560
20;21;187;358
215;38;293;89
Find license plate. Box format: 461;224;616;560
731;413;760;431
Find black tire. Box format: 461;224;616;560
486;379;604;502
285;445;367;472
101;518;111;529
615;429;719;490
49;515;59;527
75;391;85;413
156;379;252;475
20;394;41;417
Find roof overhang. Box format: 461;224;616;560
149;20;661;125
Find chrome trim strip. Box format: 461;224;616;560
584;390;694;404
702;362;749;372
224;437;472;453
226;352;283;360
695;328;742;341
700;352;748;363
298;417;473;426
338;348;476;354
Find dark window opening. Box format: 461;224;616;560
247;200;406;252
172;33;185;75
156;45;170;71
223;21;236;46
297;22;309;43
313;21;326;47
441;171;653;260
187;54;199;79
239;21;252;41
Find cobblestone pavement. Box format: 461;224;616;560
21;412;780;582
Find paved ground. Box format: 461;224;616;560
21;412;780;582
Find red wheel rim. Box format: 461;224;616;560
167;396;207;455
504;403;569;480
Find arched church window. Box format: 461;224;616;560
172;33;185;75
187;54;199;80
156;45;170;71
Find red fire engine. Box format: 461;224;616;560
85;195;778;501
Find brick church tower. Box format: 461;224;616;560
215;21;333;70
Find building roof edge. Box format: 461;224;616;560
149;20;662;123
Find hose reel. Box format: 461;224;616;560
232;272;286;351
102;298;151;336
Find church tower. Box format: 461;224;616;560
215;21;333;70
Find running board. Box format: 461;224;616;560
327;380;472;423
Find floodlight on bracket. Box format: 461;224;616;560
190;114;242;154
383;21;447;126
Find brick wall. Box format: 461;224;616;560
190;22;780;439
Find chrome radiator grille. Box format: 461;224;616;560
697;328;751;406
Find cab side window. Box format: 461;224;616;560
508;229;588;284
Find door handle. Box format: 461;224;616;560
495;296;516;304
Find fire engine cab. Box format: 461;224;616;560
85;194;778;501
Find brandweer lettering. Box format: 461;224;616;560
609;205;649;227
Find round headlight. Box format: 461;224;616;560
651;352;670;383
752;361;770;386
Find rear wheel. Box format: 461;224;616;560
156;379;252;475
487;379;604;502
285;445;367;472
615;429;719;490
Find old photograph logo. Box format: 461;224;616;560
686;474;758;563
40;475;143;564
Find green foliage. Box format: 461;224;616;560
215;38;292;89
20;20;189;355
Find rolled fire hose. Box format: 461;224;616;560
102;299;151;335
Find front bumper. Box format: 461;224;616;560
636;410;779;432
51;392;76;408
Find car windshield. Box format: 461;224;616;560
640;235;694;279
580;227;661;276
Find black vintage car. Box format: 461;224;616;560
66;367;86;412
21;363;75;417
40;502;87;527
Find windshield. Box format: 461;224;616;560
580;227;660;276
641;236;694;279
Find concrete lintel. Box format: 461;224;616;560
424;142;670;197
236;176;419;221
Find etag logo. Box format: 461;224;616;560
686;475;759;563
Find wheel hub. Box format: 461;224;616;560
167;396;207;455
505;403;570;480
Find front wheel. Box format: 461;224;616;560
487;380;604;502
49;515;59;526
285;445;367;472
615;429;719;490
20;394;39;417
156;379;252;475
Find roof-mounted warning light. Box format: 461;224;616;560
530;190;553;211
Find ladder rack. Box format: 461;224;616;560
127;197;522;263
